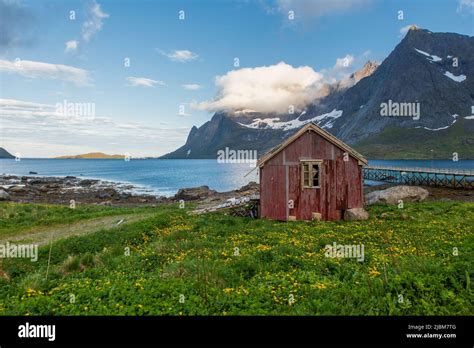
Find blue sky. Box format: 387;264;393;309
1;0;473;157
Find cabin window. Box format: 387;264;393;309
301;161;322;188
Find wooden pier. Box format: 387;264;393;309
363;166;474;189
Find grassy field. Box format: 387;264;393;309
0;201;472;315
0;203;157;239
354;118;474;159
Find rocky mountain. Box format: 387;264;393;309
163;27;474;160
161;113;293;159
0;147;15;159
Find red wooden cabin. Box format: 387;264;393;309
258;123;368;221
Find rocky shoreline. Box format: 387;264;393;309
0;175;162;206
0;174;471;207
0;174;260;207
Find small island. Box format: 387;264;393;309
55;152;125;159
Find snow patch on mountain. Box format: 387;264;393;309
415;114;458;131
414;48;442;62
239;109;343;131
444;71;466;82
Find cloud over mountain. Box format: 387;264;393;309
192;62;325;114
192;54;364;114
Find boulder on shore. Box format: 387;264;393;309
236;181;259;194
0;189;10;201
365;185;429;205
174;186;217;201
8;186;25;193
344;208;369;221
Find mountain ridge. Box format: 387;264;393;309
162;27;474;159
0;147;15;159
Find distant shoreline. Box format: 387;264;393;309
55;152;126;159
0;157;161;160
0;174;164;206
0;174;262;208
2;157;474;162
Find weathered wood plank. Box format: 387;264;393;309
260;127;365;221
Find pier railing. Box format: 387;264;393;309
363;165;474;189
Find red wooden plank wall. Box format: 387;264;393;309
259;130;364;221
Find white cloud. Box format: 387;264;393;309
0;98;116;128
182;83;202;90
65;40;78;53
275;0;371;20
0;99;51;109
64;2;108;55
160;50;198;63
82;1;109;42
126;76;165;88
0;98;189;157
177;111;192;117
334;54;354;69
320;54;355;84
0;59;92;86
457;0;474;13
192;62;326;114
192;54;370;114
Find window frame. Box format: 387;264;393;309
300;160;323;189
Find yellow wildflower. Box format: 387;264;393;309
369;267;381;278
313;282;327;289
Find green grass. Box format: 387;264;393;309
0;202;156;238
0;201;472;315
354;118;474;159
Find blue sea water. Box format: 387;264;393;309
0;159;472;197
0;159;258;196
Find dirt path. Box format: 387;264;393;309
0;213;154;246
